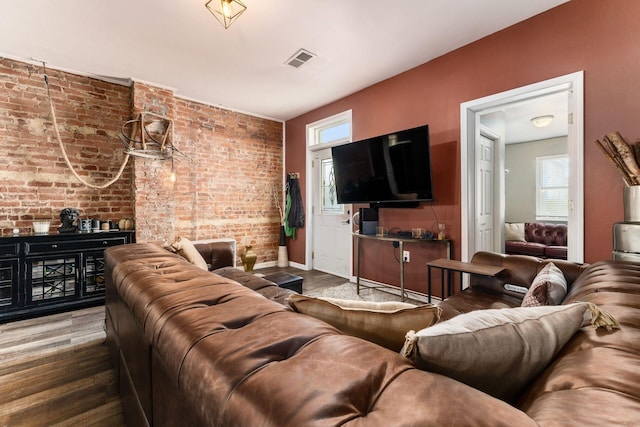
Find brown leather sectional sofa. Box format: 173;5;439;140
105;243;640;426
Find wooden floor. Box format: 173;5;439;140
0;305;125;427
259;265;347;293
0;266;343;426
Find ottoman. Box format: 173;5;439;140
264;272;303;293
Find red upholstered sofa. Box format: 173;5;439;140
505;222;567;259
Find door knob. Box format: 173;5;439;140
341;219;350;225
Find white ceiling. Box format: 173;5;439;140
481;92;569;144
0;0;568;122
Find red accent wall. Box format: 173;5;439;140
285;0;640;280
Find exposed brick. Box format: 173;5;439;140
0;57;284;265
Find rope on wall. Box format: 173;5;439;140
39;61;130;189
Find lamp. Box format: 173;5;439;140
530;115;554;128
205;0;247;29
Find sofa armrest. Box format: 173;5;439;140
469;251;588;294
194;239;236;270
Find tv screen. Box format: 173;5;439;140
331;124;434;206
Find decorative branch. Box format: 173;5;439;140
595;131;640;186
272;184;285;225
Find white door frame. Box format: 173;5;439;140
461;71;584;263
303;111;353;273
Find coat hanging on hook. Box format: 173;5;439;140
284;174;304;238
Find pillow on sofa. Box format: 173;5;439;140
401;302;613;402
287;294;441;351
504;222;526;241
166;236;208;271
521;262;567;307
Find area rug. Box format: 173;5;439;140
306;283;424;305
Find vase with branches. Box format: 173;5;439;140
272;183;289;266
595;131;640;221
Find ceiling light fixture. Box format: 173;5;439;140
530;115;554;128
205;0;247;29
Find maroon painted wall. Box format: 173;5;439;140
285;0;640;287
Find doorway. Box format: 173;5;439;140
461;71;584;263
304;110;353;278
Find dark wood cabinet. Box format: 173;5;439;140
0;231;134;322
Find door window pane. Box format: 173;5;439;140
321;159;343;214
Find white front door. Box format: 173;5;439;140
312;148;352;278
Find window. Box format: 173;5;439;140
307;110;352;147
320;158;342;214
536;155;569;221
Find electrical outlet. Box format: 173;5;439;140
403;250;410;263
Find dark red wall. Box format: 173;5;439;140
286;0;640;284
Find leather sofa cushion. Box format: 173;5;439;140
194;240;235;270
214;266;296;306
525;223;567;246
544;245;567;259
505;240;546;257
438;287;522;321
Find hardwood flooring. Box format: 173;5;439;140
0;305;125;427
0;267;343;426
258;265;347;293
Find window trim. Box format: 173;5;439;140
306;110;352;150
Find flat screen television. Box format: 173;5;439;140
331;124;434;208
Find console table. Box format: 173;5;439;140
354;233;451;301
0;231;134;322
426;258;505;303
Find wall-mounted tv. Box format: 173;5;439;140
331;124;434;208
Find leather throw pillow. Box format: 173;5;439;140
287;294;441;351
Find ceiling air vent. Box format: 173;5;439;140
285;49;316;68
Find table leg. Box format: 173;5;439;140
356;236;361;295
399;240;405;302
427;265;432;304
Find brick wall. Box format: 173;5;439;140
0;58;134;235
0;58;284;265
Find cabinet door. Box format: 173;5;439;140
0;259;19;309
83;251;106;296
26;255;80;304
